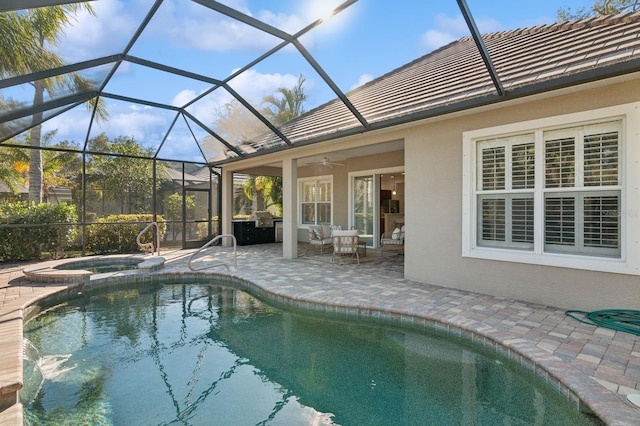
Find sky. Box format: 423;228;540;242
18;0;592;163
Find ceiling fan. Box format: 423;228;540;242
308;156;345;168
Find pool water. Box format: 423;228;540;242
22;281;600;425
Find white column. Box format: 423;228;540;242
221;168;234;247
282;158;298;259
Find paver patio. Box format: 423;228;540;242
1;244;639;425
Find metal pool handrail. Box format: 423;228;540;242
137;222;161;255
188;234;237;271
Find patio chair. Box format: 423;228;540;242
331;229;360;265
380;225;405;255
307;225;337;255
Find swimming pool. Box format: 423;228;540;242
22;278;600;425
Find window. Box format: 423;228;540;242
475;124;621;256
476;134;535;249
542;124;620;257
462;106;634;273
299;177;332;225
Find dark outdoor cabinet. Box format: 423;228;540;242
232;221;276;246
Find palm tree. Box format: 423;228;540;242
261;74;307;126
0;4;107;204
240;76;308;215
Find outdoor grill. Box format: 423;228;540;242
252;211;274;228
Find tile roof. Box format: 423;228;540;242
250;12;640;154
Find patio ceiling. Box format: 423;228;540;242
2;1;638;167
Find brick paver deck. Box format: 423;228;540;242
1;244;639;425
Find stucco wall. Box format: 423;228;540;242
404;80;640;311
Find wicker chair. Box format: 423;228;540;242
307;225;334;255
331;229;360;265
380;225;405;255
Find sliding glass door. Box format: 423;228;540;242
353;175;376;246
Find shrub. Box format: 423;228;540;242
196;216;219;239
85;214;166;254
0;202;78;261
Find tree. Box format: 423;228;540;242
261;74;307;126
0;5;107;204
88;135;165;214
242;175;283;216
558;0;640;20
210;98;266;145
20;131;81;200
0;144;29;197
0;132;80;201
212;77;307;216
162;193;195;240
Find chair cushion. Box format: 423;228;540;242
313;227;323;240
307;225;321;240
332;229;358;237
383;238;404;245
392;227;401;240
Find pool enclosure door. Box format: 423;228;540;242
183;188;212;249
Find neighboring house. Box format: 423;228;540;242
220;13;640;311
0;181;71;204
0;181;27;202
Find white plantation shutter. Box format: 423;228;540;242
545;137;575;188
544;196;575;247
477;136;534;249
542;122;621;257
481;146;505;190
511;197;534;244
511;143;535;190
583;132;619;186
480;197;505;242
584;194;619;250
474;121;621;257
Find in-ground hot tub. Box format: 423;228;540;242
54;256;144;273
23;254;165;284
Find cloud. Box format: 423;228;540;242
350;74;374;91
109;105;169;142
177;69;304;123
148;0;305;53
420;13;502;53
54;0;139;63
42;107;93;144
41;66;305;156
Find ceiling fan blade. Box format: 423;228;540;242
308;156;344;167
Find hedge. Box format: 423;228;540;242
0;202;78;261
85;214;166;254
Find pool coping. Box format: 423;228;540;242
2;251;640;425
22;254;165;284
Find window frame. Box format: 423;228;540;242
462;103;640;275
298;175;333;226
476;134;536;250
